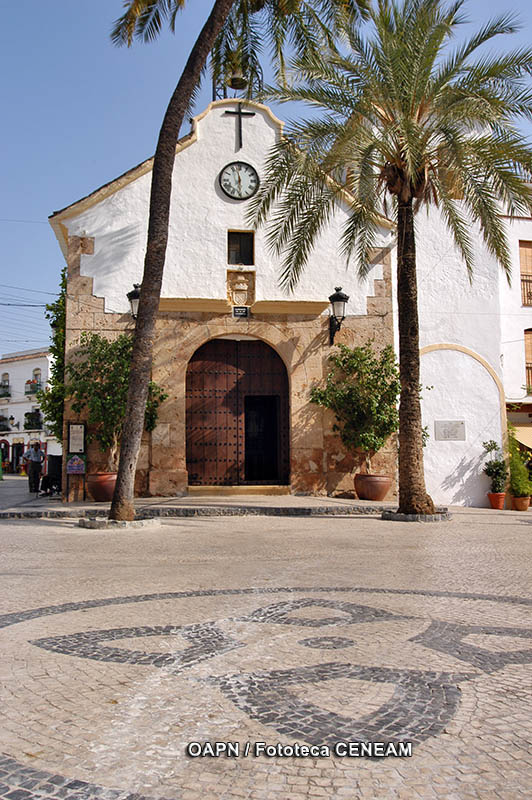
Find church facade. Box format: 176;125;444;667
50;99;532;506
50;100;397;500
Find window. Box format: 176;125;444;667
0;373;9;398
228;232;254;265
520;242;532;305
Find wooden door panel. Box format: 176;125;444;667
186;339;289;485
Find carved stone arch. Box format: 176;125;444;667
420;343;507;446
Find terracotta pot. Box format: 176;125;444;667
487;492;506;510
354;474;392;501
511;495;530;511
87;472;117;502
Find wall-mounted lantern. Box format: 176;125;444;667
328;286;349;345
127;284;141;319
8;415;19;429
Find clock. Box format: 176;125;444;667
219;161;259;200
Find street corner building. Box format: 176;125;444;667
49;100;532;507
49;100;396;501
0;348;62;473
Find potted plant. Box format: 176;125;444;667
508;426;532;510
66;332;167;501
310;342;400;500
482;440;508;509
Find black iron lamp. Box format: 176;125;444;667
127;284;141;319
328;286;349;345
8;415;19;429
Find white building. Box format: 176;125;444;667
409;210;532;506
46;98;532;506
0;348;62;473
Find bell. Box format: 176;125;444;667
228;69;248;90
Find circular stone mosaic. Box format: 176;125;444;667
0;586;531;799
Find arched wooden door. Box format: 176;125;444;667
186;339;290;485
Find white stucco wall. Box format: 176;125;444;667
60;101;392;317
498;217;532;400
389;207;506;506
420;348;503;506
415;208;502;365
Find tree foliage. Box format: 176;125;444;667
310;342;400;471
37;267;66;442
250;0;532;287
508;425;532;497
66;333;167;471
112;0;369;100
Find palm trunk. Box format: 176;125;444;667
396;198;435;515
109;0;236;520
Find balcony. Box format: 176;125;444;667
0;415;9;432
521;276;532;306
24;411;43;431
24;380;42;395
0;382;10;398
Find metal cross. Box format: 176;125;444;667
224;103;256;150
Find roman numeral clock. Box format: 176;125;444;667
219;161;259;200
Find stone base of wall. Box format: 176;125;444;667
148;469;189;497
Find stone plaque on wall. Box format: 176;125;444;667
434;420;466;441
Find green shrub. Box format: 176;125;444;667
310;342;400;472
482;440;508;493
66;332;167;471
508;426;532;497
37;267;66;442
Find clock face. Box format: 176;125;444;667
219;161;259;200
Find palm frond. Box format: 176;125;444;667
111;0;185;46
250;0;532;292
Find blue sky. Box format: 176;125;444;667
1;0;532;355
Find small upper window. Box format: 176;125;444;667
228;232;254;265
520;241;532;276
519;242;532;305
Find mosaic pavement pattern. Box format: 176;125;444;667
1;585;532;798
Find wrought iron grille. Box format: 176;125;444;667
521;276;532;305
526;363;532;394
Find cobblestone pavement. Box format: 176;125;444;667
0;513;531;799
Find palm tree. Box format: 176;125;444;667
248;0;532;514
108;0;368;520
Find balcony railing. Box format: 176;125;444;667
24;412;43;431
0;383;10;398
527;364;532;394
24;380;42;395
521;276;532;306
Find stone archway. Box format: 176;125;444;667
186;338;290;486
